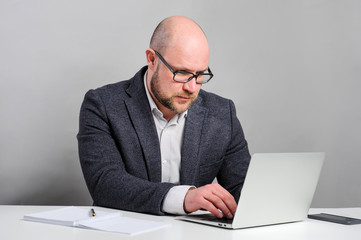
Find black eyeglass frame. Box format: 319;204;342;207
153;50;213;84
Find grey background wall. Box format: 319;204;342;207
1;0;360;207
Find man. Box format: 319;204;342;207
77;16;250;219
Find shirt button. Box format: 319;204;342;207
162;160;167;164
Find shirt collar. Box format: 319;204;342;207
143;71;187;123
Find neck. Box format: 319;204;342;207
158;106;177;122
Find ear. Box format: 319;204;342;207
145;48;157;71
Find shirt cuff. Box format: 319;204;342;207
162;185;194;215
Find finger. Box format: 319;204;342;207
212;184;237;215
183;184;237;218
203;193;233;219
197;197;224;218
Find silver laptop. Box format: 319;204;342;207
178;152;325;229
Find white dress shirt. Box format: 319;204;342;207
144;73;192;214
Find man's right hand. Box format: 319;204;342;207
183;183;237;219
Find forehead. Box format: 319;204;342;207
155;17;210;71
163;46;209;72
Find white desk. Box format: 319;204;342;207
1;205;360;240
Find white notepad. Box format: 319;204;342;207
23;206;170;235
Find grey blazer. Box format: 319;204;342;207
77;66;250;215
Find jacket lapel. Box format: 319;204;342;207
124;68;162;183
180;97;207;185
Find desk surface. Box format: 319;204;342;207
1;205;360;240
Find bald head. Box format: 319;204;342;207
150;16;209;55
145;17;210;120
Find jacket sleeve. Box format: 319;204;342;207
216;100;251;202
77;90;175;215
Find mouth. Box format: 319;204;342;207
176;96;191;101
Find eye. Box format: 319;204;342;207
177;71;191;76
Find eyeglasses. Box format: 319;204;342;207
153;50;213;84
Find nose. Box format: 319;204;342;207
182;78;197;93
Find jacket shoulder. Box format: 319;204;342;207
86;66;147;101
90;80;131;99
197;90;234;114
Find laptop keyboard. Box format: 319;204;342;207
201;216;233;224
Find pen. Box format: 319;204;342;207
90;208;96;217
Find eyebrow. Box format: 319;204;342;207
197;68;209;73
155;50;208;74
176;66;209;74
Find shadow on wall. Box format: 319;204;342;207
1;156;93;206
9;174;93;206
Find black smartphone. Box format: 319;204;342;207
308;213;361;225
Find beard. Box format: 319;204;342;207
150;66;198;114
